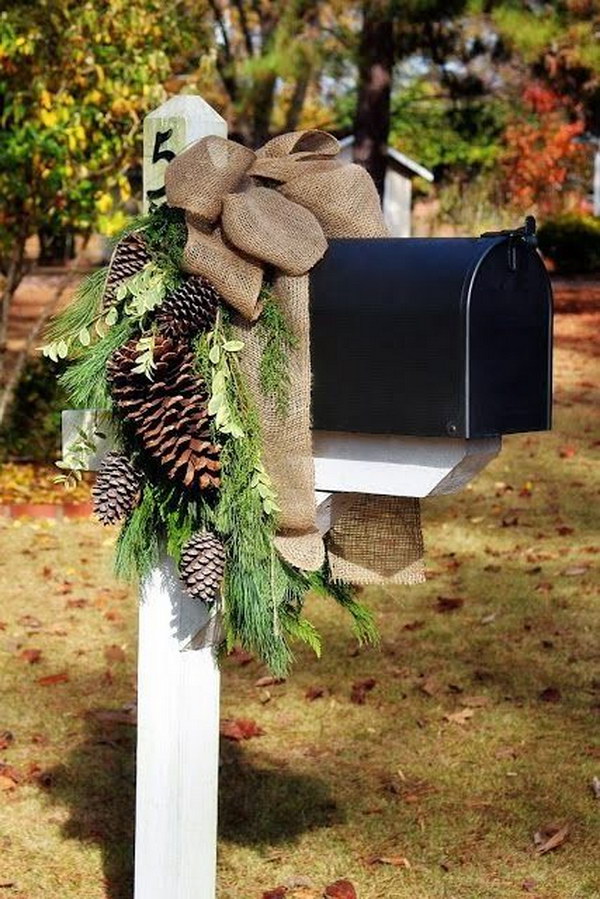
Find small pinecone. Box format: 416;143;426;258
156;275;220;339
92;452;142;525
107;336;221;491
179;532;225;603
105;233;151;305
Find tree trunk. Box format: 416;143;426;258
0;263;77;427
0;233;28;401
352;0;395;199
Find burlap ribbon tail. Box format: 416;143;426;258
165;130;424;584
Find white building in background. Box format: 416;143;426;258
338;136;434;237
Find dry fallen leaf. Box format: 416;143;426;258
444;708;475;725
305;686;327;701
561;565;590;577
534;822;570;855
521;878;538;892
17;615;42;630
558;445;577;458
104;644;126;664
539;686;561;703
367;855;411;868
590;776;600;800
402;620;424;631
37;672;69;687
351;677;377;704
66;598;88;609
88;705;137;726
324;880;357;899
0;764;22;788
262;888;287;899
19;648;42;664
220;718;265;741
254;675;285;688
419;675;439;697
0;731;14;751
0;775;17;792
495;746;519;760
460;695;490;708
228;647;254;666
436;596;465;613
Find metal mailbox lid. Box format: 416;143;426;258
466;237;553;437
309;235;552;439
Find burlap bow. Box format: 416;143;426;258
165;130;388;320
165;130;424;583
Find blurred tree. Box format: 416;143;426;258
502;84;585;213
486;0;600;131
352;0;470;196
201;0;352;146
0;0;208;422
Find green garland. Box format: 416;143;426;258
44;205;378;674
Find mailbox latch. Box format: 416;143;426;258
481;216;537;272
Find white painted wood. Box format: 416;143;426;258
134;95;228;899
143;95;227;213
313;432;502;497
135;560;220;898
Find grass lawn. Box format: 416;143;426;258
0;310;598;899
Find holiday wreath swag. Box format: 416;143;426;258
44;130;424;674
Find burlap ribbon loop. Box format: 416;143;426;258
165;130;365;319
164;129;425;583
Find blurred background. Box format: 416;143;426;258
0;0;598;463
0;3;599;899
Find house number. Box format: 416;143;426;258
146;128;176;205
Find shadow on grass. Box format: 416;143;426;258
219;740;343;846
47;717;136;899
46;715;340;898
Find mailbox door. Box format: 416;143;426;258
466;239;553;437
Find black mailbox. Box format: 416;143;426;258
310;222;553;439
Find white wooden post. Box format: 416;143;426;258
135;96;227;899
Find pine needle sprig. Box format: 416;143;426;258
43;267;108;348
307;567;379;648
59;317;138;409
114;483;162;581
257;286;298;416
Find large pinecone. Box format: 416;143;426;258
107;336;221;491
92;451;142;525
105;233;151;306
156;275;220;339
179;532;225;603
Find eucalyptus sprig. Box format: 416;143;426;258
116;263;168;318
42;305;119;361
133;334;157;379
205;319;245;440
250;460;281;516
54;425;98;488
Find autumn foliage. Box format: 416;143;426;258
502;84;585;214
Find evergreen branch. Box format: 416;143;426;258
114;484;162;581
59;317;137;409
42;266;108;347
256;286;298;417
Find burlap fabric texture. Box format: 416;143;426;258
165;129;424;585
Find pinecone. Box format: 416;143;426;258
156;275;220;339
92;451;142;525
107;336;221;491
105;233;151;305
179;532;225;603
